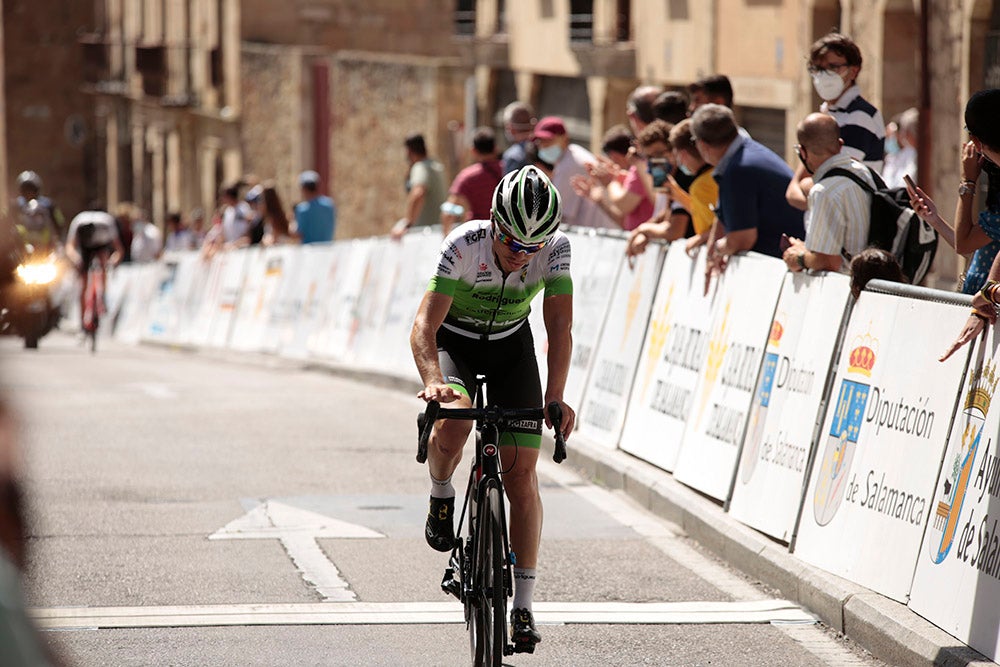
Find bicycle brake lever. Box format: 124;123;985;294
546;401;567;464
416;401;440;464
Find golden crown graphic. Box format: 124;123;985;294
847;331;878;377
964;360;998;415
768;319;784;348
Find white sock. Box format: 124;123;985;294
512;568;536;612
429;473;455;499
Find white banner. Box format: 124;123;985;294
310;239;373;362
794;292;970;602
619;243;714;471
728;271;852;542
206;249;251;348
909;325;1000;660
576;246;663;449
352;239;404;370
277;245;337;359
228;247;269;352
672;253;787;502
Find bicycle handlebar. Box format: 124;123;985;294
416;401;567;464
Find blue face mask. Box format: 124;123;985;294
537;145;563;165
678;164;694;177
885;135;900;155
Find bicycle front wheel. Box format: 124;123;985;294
469;483;506;667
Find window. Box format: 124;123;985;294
569;0;594;43
616;0;631;42
455;0;476;36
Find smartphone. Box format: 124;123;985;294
647;158;671;188
779;233;792;253
902;174;917;191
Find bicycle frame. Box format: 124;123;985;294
417;376;566;664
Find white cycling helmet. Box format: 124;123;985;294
17;170;42;191
491;166;561;245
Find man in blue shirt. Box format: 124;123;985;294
294;170;335;244
691;104;804;264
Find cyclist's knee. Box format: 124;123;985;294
431;419;472;457
503;466;539;501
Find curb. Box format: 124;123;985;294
136;341;995;666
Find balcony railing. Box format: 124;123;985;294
454;9;476;36
569;13;594;42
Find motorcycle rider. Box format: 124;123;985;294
13;172;64;250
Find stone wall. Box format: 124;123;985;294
328;53;469;240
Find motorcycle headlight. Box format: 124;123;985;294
16;260;58;285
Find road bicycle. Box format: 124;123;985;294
417;376;566;666
81;254;107;353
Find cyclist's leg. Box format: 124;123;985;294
95;247;111;312
77;247;93;330
424;330;476;552
488;325;544;644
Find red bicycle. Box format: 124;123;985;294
81;255;107;353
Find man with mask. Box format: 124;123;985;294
501;102;536;175
532;116;615;229
786;32;885;212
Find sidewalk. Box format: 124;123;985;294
140;341;997;667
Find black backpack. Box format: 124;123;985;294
820;165;938;285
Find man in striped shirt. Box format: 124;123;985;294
782;113;873;273
787;32;885;211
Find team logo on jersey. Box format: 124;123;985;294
928;360;997;564
813;332;876;526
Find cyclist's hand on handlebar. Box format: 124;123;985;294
544;399;575;440
417;383;462;403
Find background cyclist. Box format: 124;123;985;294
410;165;576;651
65;207;124;331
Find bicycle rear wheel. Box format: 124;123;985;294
469;483;506;667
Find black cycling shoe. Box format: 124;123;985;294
425;496;455;552
510;607;541;651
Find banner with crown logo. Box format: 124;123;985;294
794;291;971;602
909;325;1000;661
577;244;664;449
672;252;788;501
728;271;851;542
619;242;716;471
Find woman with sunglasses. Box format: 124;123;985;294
409;165;576;651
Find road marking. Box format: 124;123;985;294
209;500;384;602
31;600;815;630
128;382;177;399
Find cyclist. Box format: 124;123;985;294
410;165;576;650
65;209;124;331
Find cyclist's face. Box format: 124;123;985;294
492;236;535;272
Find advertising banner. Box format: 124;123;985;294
909;325;1000;661
618;243;714;471
206;249;251;349
228;247;270;352
728;271;852;542
576;246;663;450
277;245;337;359
672;253;787;501
310;239;373;361
260;245;303;354
352;239;404;370
794;292;970;602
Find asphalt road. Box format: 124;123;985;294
1;332;885;666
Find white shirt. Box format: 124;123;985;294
131;222;163;263
805;153;875;266
551;143;617;230
222;202;252;242
66;211;119;249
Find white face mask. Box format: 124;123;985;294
812;70;846;102
538;145;563;165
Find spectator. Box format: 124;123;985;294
113;202;135;263
600;124;634;172
691;104;804;267
164;211;195;251
883;107;918;189
219;182;252;244
261;184;299;245
243;185;267;246
441;127;504;234
501;102;537;175
392;134;447;240
782;113;874;274
787;32;885;211
653;91;689;125
909;89;1000;296
188;207;207;247
626;85;665;136
532;116;616;229
130;210;163;263
849;248;906;299
294;170;335;244
688;75;734;113
524;141;554;179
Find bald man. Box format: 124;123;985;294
783;112;876;273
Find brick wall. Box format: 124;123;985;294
3;0;96;219
328;53;468;240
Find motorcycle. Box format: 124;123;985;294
0;246;63;349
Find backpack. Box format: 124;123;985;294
820;165;938;285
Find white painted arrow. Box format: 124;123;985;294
210;501;384;602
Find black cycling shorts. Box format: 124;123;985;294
437;322;543;448
79;244;113;276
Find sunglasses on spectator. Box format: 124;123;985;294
492;222;548;254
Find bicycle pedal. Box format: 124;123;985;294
440;567;461;599
511;640;536;654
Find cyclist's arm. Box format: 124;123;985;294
109;232;125;266
410;290;462;403
542;293;575;437
64;221;81;267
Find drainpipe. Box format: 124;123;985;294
917;0;931;194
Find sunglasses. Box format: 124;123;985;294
492;223;547;254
